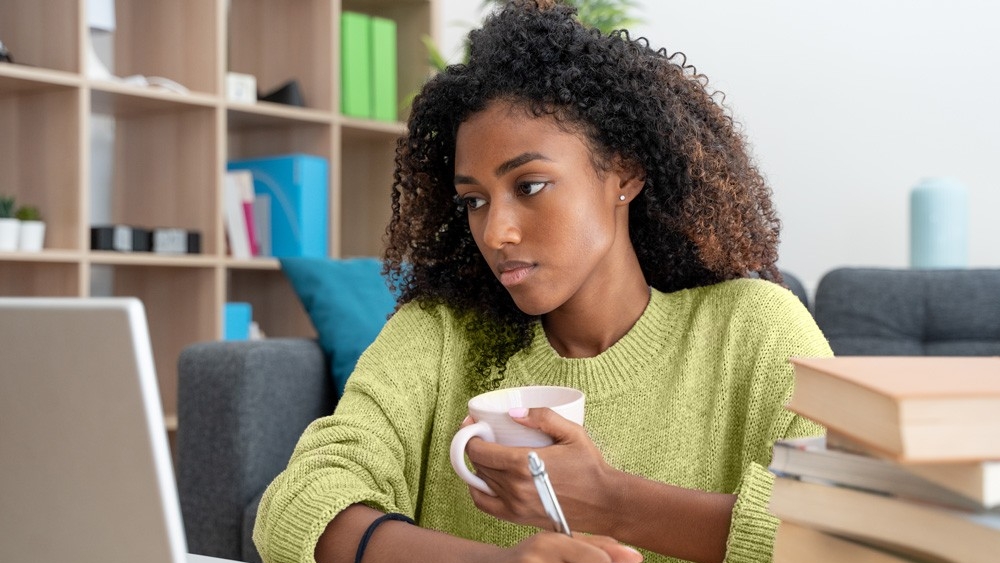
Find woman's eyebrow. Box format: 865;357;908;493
454;174;478;186
454;151;553;186
495;152;551;177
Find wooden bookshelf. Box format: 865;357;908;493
0;0;435;427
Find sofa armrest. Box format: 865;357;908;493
176;338;333;561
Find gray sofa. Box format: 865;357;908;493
176;267;1000;562
813;268;1000;356
177;339;333;563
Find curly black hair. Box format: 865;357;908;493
383;0;782;392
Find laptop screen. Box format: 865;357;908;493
0;298;187;563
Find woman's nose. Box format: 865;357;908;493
481;201;521;249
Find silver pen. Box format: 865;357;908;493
527;451;572;536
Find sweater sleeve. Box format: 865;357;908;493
722;281;831;563
252;304;447;563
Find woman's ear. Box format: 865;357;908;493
613;157;646;204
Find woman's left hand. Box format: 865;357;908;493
464;408;622;535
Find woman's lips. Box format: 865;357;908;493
497;261;535;287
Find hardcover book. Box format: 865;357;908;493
774;521;923;563
770;475;1000;563
788;356;1000;462
771;436;993;510
823;430;1000;508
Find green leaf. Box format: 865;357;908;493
422;35;449;72
0;196;15;218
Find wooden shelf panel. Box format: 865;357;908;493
0;250;83;263
90;81;219;117
228;101;333;128
224;257;282;270
0;64;81;93
88;251;219;268
340;115;407;139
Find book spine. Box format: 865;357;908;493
252;194;271;257
239;176;260;256
371;16;397;122
341;11;373;118
223;171;252;259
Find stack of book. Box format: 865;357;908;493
770;356;1000;563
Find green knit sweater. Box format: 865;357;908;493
254;278;831;563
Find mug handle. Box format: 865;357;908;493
449;421;497;496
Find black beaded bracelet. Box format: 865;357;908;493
354;512;416;563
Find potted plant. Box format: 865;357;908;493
15;204;45;251
0;195;18;251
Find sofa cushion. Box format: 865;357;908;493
280;257;397;396
813;268;1000;356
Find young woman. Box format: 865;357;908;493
254;2;831;562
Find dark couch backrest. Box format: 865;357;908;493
781;270;810;311
813;268;1000;356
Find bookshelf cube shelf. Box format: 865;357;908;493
0;82;82;251
113;0;221;96
0;0;437;433
0;261;81;296
229;0;334;112
0;0;80;74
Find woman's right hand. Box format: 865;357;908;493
486;532;644;563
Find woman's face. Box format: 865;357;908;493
454;100;640;316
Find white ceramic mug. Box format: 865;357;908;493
449;385;585;495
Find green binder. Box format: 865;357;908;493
371;16;398;122
341;11;372;118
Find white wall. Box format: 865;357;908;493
435;1;1000;293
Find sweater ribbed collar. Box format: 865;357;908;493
512;288;681;394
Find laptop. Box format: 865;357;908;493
0;297;238;563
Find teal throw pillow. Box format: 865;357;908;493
280;257;397;397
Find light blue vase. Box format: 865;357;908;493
909;177;968;269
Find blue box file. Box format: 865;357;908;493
223;302;252;341
227;154;329;258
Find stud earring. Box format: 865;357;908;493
619;194;626;201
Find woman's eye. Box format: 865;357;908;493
517;181;548;196
461;196;487;210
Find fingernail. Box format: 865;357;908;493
624;546;643;560
461;415;473;425
508;407;529;418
